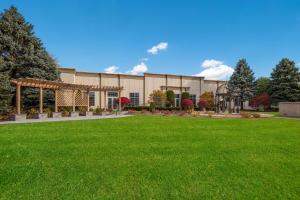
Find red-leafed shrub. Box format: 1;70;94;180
115;97;130;107
181;99;194;110
249;93;270;110
198;99;208;110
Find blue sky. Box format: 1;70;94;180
1;0;300;79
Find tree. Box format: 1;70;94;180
200;91;214;110
228;59;255;110
181;92;190;100
269;58;300;105
115;97;130;108
181;99;193;110
0;57;13;114
0;6;59;111
249;93;271;111
149;90;166;107
198;99;208;111
255;77;271;95
166;90;175;107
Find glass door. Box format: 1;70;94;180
107;92;118;110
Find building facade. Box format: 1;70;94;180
59;67;226;109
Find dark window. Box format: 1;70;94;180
190;94;196;106
130;93;139;106
175;94;181;107
89;92;95;106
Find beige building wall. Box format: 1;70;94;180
120;75;144;106
145;74;166;104
58;68;231;108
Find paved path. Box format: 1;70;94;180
0;114;132;125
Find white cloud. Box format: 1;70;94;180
147;42;168;54
202;59;223;68
127;62;148;75
194;59;234;80
104;65;119;73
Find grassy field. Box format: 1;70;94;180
0;116;299;199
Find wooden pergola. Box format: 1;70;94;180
11;78;123;115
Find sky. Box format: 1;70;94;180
1;0;300;80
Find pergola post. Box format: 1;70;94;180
16;83;21;115
72;90;76;112
104;91;107;111
39;87;43;113
54;90;58;113
118;90;121;113
87;91;90;111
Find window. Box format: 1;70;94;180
190;94;196;106
89;92;95;106
175;94;181;107
130;93;139;106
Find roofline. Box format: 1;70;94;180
58;67;230;81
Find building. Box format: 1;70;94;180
59;67;226;109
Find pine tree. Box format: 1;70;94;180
269;58;300;104
228;59;255;110
255;77;271;95
0;6;59;110
0;57;13;114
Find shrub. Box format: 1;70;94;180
240;112;252;118
181;92;190;100
149;90;166;107
200;92;214;110
43;108;52;117
249;93;271;111
124;106;150;111
27;108;38;119
115;97;130;108
198;99;208;110
181;99;193;110
94;107;104;115
149;102;155;112
166;90;175;107
252;113;260;118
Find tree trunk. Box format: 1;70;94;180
241;101;244;110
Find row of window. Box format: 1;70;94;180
88;92;197;107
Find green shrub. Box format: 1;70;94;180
181;92;190;100
166;90;175;107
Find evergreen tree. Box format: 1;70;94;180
0;57;13;114
269;58;300;104
0;6;59;110
255;77;271;95
228;59;255;110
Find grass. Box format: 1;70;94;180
0;116;299;199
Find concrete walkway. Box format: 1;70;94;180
0;114;132;125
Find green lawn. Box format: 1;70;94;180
0;116;299;199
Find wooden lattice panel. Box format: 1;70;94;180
57;90;88;107
75;90;88;106
57;90;73;106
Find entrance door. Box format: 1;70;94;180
107;92;118;110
